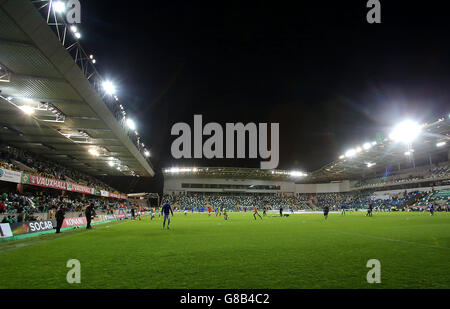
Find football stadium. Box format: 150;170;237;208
0;0;449;295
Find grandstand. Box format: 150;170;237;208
163;117;450;211
0;1;154;223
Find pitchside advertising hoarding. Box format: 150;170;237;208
1;214;119;238
62;217;87;228
9;220;55;235
0;223;13;238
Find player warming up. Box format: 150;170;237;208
253;206;262;220
323;205;329;220
161;201;174;229
366;202;373;217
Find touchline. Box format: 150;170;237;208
171;115;279;169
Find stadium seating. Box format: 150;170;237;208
354;162;450;189
0;144;117;192
163;189;449;212
0;191;124;222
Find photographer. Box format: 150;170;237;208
85;203;96;229
55;205;65;233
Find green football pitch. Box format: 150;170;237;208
1;211;449;289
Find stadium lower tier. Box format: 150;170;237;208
164;189;450;211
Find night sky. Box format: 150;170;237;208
88;1;450;193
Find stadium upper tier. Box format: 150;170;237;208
0;143;118;192
163;116;450;185
0;0;154;177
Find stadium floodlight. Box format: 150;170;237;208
366;162;376;168
19;105;34;115
74;32;81;39
290;171;305;177
102;81;116;95
436;141;447;147
126;118;136;130
363;142;372;150
107;161;114;167
52;1;66;13
389;120;422;144
339;155;345;160
371;141;377;146
144;150;150;157
88;148;100;156
404;151;412;156
345;148;357;158
70;25;78;33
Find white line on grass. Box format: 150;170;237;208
324;228;450;251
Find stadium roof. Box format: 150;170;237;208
163;116;450;182
0;0;154;177
311;116;450;182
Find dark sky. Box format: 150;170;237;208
89;1;450;193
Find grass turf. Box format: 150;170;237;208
0;211;449;289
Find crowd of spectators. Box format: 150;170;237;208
0;191;124;222
354;163;450;189
163;188;449;212
0;144;118;192
164;192;293;210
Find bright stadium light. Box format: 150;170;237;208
102;81;116;95
126;118;136;130
389;120;422;143
366;162;376;168
70;25;78;33
53;1;66;13
144;150;150;157
88;148;100;156
356;146;362;153
404;151;412;156
290;171;305;177
436;141;447;147
339;155;345;160
107;161;114;167
74;32;81;39
363;142;372;150
345;148;356;158
19;105;34;115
